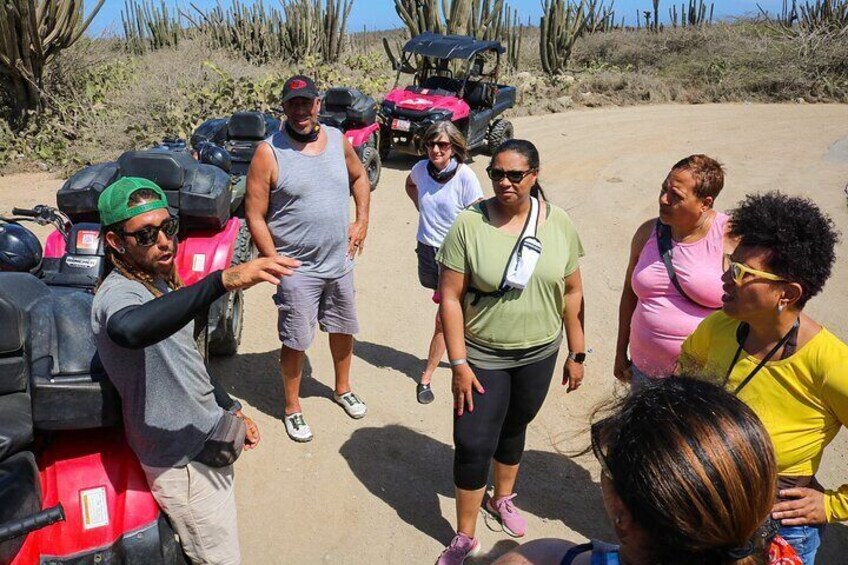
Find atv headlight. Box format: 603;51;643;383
427;111;453;124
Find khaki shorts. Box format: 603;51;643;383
274;269;359;351
142;461;240;565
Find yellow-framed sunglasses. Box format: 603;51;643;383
723;254;787;286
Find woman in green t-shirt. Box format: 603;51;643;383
434;139;587;565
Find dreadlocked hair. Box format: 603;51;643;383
100;188;183;297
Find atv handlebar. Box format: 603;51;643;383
0;504;65;544
11;207;39;217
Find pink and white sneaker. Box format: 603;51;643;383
484;494;527;537
436;532;481;565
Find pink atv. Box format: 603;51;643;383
379;32;516;159
191;86;382;191
47;145;252;357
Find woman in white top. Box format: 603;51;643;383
405;121;484;404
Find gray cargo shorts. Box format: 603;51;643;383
273;269;359;351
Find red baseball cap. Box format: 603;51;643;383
281;75;320;103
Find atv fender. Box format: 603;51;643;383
175;217;240;286
345;123;380;150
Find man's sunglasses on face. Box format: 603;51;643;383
119;217;180;247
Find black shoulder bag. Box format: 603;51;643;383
655;220;719;310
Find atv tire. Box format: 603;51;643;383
362;146;381;192
208;220;253;356
378;126;391;161
486;119;514;155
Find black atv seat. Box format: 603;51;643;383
319;87;377;130
464;81;495;107
0;274;120;431
0;295;32;461
57;148;232;230
227;111;267;141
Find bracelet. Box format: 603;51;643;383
450;358;468;367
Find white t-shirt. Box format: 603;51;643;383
411;159;484;248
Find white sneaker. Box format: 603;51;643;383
284;412;313;442
333;391;367;419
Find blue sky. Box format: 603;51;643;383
89;0;787;36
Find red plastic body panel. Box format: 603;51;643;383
11;429;161;564
343;123;380;148
384;87;470;120
44;217;240;286
175;217;240;286
43;230;66;259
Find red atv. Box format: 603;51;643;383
379;32;516;159
191;86;382;191
0;206;186;564
47;144;253;357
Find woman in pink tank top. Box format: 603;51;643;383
615;155;735;383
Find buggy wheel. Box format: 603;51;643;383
486;119;514;155
361;146;381;191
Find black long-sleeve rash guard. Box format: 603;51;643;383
106;270;228;350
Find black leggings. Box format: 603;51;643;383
453;352;558;490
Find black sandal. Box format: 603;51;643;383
416;383;435;404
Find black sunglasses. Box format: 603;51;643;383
486;167;535;183
120;216;179;247
425;140;452;151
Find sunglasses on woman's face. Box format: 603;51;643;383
120;216;179;247
486;167;534;184
426;141;452;151
722;254;787;286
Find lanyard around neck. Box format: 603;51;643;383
726;318;800;395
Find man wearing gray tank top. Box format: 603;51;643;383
245;75;371;442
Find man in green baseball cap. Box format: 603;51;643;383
92;176;300;562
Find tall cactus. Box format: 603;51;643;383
0;0;105;125
121;0;182;54
540;0;586;75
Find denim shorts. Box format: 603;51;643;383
779;523;824;565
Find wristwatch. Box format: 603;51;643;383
567;351;586;364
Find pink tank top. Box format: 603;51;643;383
629;212;728;377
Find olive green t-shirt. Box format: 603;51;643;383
436;201;584;354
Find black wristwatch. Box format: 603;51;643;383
567;351;586;364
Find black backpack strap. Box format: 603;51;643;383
655;220;717;310
560;542;594;565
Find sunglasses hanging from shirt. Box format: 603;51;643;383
468;196;543;305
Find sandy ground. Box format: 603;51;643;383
3;103;848;564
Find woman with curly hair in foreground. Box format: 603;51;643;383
494;377;801;565
678;191;846;564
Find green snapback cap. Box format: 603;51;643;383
98;177;169;227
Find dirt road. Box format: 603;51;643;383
3;103;847;564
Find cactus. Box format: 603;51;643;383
669;0;714;27
186;0;352;64
0;0;105;125
121;0;182;54
540;0;587;75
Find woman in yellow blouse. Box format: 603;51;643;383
679;191;846;564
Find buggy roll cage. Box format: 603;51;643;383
393;32;505;99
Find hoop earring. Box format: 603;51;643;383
116;246;126;254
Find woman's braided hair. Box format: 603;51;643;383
101;188;183;297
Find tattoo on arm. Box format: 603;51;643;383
223;270;242;289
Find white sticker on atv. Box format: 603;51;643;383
80;486;109;530
192;254;206;272
65;256;97;269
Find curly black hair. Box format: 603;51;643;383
729;191;839;308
